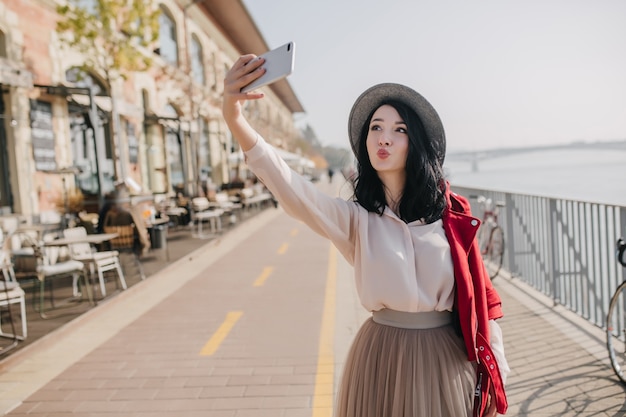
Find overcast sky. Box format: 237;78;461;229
240;0;626;152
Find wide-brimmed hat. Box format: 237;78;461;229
348;83;446;164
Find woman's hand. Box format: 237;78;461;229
484;392;497;417
222;54;266;125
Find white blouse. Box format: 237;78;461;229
246;136;510;380
246;136;455;313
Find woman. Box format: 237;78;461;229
222;54;509;417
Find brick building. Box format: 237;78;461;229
0;0;304;218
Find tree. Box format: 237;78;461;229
56;0;160;181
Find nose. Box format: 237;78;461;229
378;133;391;146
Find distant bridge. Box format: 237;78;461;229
446;140;626;172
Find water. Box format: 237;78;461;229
444;148;626;206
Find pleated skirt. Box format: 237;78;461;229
336;311;476;417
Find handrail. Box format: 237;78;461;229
453;185;626;330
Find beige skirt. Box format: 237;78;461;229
336;310;476;417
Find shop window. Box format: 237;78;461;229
66;68;114;195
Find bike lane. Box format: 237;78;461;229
2;196;365;416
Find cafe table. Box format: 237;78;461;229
43;233;119;247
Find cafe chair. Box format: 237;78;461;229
0;247;27;353
191;197;224;238
9;232;91;319
104;224;146;281
63;226;127;297
213;192;242;225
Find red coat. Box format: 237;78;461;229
442;189;508;416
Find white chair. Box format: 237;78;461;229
214;192;242;224
191;197;224;238
63;227;126;297
8;231;90;319
0;247;27;346
191;197;211;212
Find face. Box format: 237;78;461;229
365;104;409;177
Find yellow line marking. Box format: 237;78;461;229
312;244;337;417
290;228;299;237
253;266;274;287
199;311;243;356
277;242;288;254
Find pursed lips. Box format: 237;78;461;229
377;149;390;159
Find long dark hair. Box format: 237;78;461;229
352;100;447;224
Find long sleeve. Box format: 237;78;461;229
245;136;357;264
489;319;510;384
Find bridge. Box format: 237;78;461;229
446;139;626;172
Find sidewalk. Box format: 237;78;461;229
494;273;626;416
0;190;624;415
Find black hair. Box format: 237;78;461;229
352;99;447;224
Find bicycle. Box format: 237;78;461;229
606;237;626;385
469;195;505;279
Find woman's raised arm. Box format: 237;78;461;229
222;54;267;151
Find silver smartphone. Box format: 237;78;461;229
241;42;296;93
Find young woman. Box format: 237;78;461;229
222;54;509;417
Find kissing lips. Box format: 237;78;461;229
377;149;390;159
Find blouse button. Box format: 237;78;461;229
486;355;491;360
471;219;479;226
490;364;495;369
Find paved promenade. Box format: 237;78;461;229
0;181;624;416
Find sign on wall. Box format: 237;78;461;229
30;100;56;171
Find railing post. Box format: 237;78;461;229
548;198;559;305
617;207;626;282
505;192;515;275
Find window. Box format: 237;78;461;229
164;105;183;190
77;0;97;15
158;6;178;66
0;31;7;58
190;34;205;85
65;68;114;194
65;67;106;95
30;100;56;172
198;118;210;170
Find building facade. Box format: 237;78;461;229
0;0;304;217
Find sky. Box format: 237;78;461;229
240;0;626;152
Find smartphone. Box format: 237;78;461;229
241;42;295;93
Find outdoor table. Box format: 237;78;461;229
43;233;118;247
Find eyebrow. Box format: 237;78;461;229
371;118;406;125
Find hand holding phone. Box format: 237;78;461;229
241;42;295;93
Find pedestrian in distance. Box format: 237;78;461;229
222;54;509;417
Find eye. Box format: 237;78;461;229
369;124;382;131
396;127;407;134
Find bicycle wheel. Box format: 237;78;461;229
607;281;626;385
477;223;491;257
485;226;504;279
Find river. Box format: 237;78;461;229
444;147;626;206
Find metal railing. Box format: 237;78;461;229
452;185;626;330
